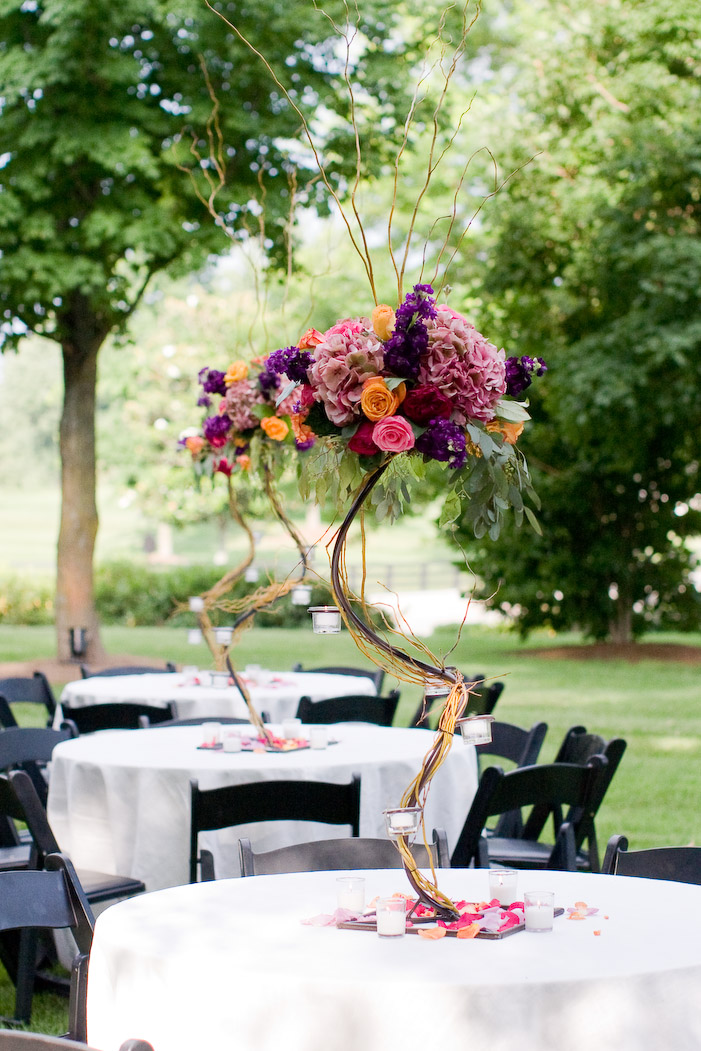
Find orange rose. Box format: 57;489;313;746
236;454;252;470
260;416;289;441
360;377;403;421
224;361;249;385
371;304;396;341
185;436;206;455
298;328;325;349
291;413;315;445
486;420;525;445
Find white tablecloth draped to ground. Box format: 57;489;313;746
47;724;477;890
85;868;701;1051
58;670;377;725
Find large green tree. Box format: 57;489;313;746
450;0;701;641
0;0;418;660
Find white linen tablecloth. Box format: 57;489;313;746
86;868;701;1051
58;670;377;724
47;724;477;890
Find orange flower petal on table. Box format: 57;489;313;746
574;901;588;909
418;927;447;940
456;922;482;940
593;930;602;936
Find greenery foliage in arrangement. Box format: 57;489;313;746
448;0;701;642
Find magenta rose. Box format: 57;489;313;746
402;383;453;425
348;419;379;456
372;415;416;453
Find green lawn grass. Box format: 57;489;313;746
1;622;699;1034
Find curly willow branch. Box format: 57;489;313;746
329;460;477;918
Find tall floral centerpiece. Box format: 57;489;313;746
188;0;547;914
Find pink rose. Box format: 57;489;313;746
372;415;416;453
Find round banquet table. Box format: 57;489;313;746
46;724;477;891
85;868;701;1051
57;669;377;725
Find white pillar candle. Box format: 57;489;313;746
524;891;554;932
489;869;519;907
336;877;365;912
376;898;406;937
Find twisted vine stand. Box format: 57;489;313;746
329;460;477;921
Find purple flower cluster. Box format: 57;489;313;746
202;414;232;446
415;417;467;470
294;435;315;452
383;284;437;381
265;346;315;383
198;368;227;396
505;355;547;397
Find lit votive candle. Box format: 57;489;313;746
524;890;555;933
489;868;519;907
310;726;328;750
222;733;242;753
376;897;406;938
282;718;302;740
201;722;221;747
336;877;365;913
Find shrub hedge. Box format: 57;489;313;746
0;563;334;628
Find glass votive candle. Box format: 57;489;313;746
308;606;342;634
182;665;198;680
210;671;230;689
376;897;406;938
336;876;365;913
309;726;328;750
201;722;222;747
244;566;260;583
456;714;495;746
222;732;242;753
282;717;302;740
187;628;203;645
489;868;519;907
524;890;555;933
213;626;234;646
383;806;423;842
291;584;313;606
244;664;262;683
188;596;205;613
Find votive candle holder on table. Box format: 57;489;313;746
524;890;555;932
376;897;406;938
489;868;519;907
336;877;365;913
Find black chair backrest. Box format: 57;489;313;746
147;715;268;728
295;690;400;727
450;757;606;868
80;663;176;678
0;673;56;721
189;774;362;882
0;698;18;729
0;727;75;807
0;852;94;1037
412;676;504;727
292;664;385;693
239;827;450;876
476;720;548;770
602;834;701;885
59;700;176;733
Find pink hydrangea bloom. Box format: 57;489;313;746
419;306;506;423
308;319;384;425
224;378;264;431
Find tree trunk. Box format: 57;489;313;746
608;581;634;645
55;298;108;665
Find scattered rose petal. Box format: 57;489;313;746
594;930;601;936
457;922;482;939
418;927;447;940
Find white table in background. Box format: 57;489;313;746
58;669;377;725
47;724;477;891
86;868;701;1051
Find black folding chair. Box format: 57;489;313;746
0;726;75;808
190;774;362;882
0;673;57;726
0;853;94;1037
59;700;176;734
475;720;548;836
450;757;607;870
292;664;385;693
602;834;701;885
239;827;450;876
80;663;176;678
295;690;400;727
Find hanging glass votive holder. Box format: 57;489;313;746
187;628;203;645
456;714;495;746
383;806;423;842
213;626;234;646
244;566;260;583
308;606;342;634
188;596;205;613
291;584;313;606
